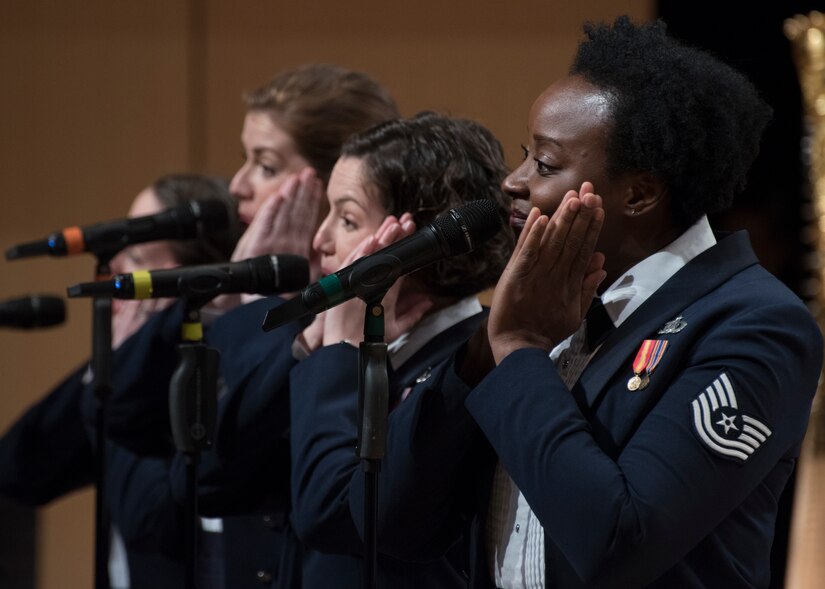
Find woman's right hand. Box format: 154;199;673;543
319;213;432;348
231;167;324;264
225;167;324;308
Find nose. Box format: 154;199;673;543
312;213;334;257
501;160;530;200
229;165;251;200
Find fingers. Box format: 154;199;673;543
334;211;417;279
539;190;603;281
507;212;550;278
353;212;418;263
270;169;321;255
511;207;543;259
566;192;604;285
231;189;287;261
341;231;380;267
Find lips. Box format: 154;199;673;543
509;206;530;230
238;210;254;227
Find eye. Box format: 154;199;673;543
520;144;529;160
261;165;278;178
340;215;358;231
534;159;558;177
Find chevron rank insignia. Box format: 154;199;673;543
690;372;772;463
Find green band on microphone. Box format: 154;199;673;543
319;274;345;305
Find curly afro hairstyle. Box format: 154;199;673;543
571;16;772;228
340;111;513;298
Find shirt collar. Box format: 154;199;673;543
601;215;716;328
387;296;482;369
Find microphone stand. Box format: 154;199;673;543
356;297;389;589
169;299;219;589
92;257;113;589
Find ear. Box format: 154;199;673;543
623;172;666;217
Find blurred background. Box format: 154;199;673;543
0;1;819;587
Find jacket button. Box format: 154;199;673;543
257;570;273;583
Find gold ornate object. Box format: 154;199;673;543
784;12;825;588
786;10;825;452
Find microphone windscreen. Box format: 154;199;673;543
0;295;66;328
272;255;311;293
5;240;50;261
191;199;231;232
431;199;502;255
30;296;66;327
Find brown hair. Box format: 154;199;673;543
244;64;400;184
341;112;513;298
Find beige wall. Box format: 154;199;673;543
0;1;651;586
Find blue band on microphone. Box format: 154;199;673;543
319;274;345;305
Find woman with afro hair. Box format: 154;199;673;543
359;16;822;589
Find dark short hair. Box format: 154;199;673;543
244;64;400;184
151;174;241;265
571;16;772;228
341;112;513;298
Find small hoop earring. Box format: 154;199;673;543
629;208;637;215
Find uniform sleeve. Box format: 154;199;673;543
466;302;822;587
0;366;96;505
288;343;365;554
102;302;184;456
105;444;184;558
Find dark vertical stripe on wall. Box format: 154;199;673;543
0;497;35;589
187;0;209;172
657;4;819;588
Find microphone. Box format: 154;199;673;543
262;199;502;332
0;295;66;329
67;255;309;301
5;200;230;260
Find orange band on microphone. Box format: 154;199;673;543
63;227;85;255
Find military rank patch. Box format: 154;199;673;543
691;372;772;463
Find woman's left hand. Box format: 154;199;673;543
321;213;433;347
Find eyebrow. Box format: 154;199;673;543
252;147;283;159
533;134;564;150
332;196;368;211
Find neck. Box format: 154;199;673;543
400;278;460;318
600;215;685;293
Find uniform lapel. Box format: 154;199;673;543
580;232;758;407
390;310;487;392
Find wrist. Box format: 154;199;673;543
490;334;554;365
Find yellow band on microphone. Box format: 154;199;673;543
181;321;203;342
132;271;153;300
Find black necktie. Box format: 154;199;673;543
585;297;614;351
